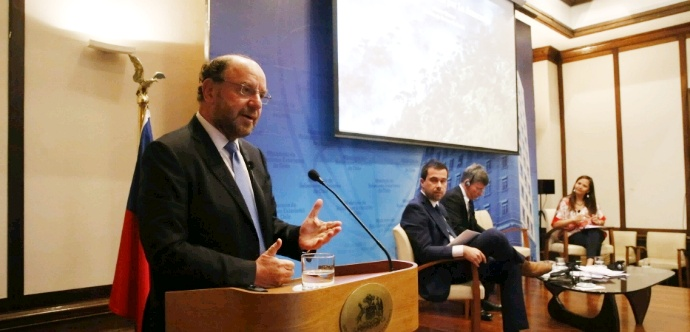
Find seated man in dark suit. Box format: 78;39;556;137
440;163;505;313
441;163;488;235
400;159;551;332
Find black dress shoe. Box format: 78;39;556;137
481;299;502;312
480;309;493;321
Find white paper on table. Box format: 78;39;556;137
584;224;604;229
578;265;628;277
540;265;569;280
573;282;606;291
447;230;481;246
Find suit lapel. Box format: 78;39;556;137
463;190;480;231
458;190;470;220
188;118;254;222
420;195;455;238
459;189;479;231
468;199;477;228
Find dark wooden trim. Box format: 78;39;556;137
612;49;625;229
515;5;537;20
562;22;690;63
0;287;113;330
561;49;613;64
574;3;690;38
682;38;690;235
0;286;111;320
7;0;25;303
625;228;690;237
561;0;591;6
618;36;680;54
525;2;690;40
533;46;561;64
557;61;567;196
523;4;573;39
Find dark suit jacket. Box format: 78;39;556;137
402;193;530;330
440;185;485;235
400;192;469;302
137;116;303;330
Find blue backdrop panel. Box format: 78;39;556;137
210;0;538;275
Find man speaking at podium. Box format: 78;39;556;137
400;160;551;332
137;54;342;331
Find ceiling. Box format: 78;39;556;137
516;0;690;50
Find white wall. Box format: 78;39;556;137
533;60;563;220
562;55;620;227
619;42;685;230
20;0;206;295
534;41;688;231
1;2;9;300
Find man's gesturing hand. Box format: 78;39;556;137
254;239;295;288
299;199;342;250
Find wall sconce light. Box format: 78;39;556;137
88;39;136;54
87;39;164;129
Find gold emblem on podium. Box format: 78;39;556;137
340;283;392;332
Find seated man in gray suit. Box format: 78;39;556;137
440;163;504;312
400;159;551;332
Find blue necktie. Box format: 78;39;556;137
435;204;456;237
225;142;266;253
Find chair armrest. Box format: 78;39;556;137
521;228;529;249
604;228;616;262
499;227;529;248
603;227;615;246
678;248;686;269
418;258;465;271
629;246;646;266
544;228;561;239
625;245;644;266
417;257;482;315
542;228;563;261
418;258;481;283
561;229;570;260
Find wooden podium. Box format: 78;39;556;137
165;260;418;331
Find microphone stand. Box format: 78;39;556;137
312;177;393;272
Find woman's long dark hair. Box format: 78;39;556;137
568;175;598;215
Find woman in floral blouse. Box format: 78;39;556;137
551;175;606;266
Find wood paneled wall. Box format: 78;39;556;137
534;23;690;236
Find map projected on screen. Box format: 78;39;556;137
335;0;518;153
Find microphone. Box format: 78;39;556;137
307;169;393;271
238;146;254;171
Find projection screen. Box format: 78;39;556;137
334;0;518;153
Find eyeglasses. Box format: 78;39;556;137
217;80;272;104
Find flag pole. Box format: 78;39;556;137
108;54;165;332
127;54;165;129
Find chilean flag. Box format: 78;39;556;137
109;110;152;331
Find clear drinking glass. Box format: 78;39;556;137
556;257;566;266
640;259;652;268
301;253;335;290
